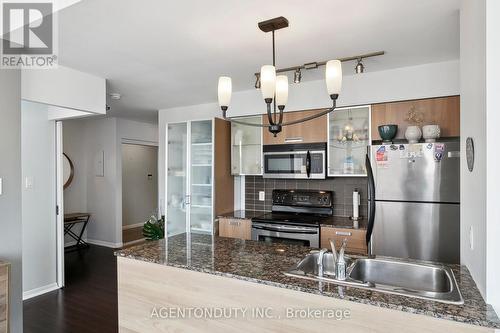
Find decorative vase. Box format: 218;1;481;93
405;126;422;143
422;125;441;143
378;124;398;143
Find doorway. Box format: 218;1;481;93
121;143;158;246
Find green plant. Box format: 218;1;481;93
142;215;165;240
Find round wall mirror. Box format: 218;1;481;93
63;153;74;189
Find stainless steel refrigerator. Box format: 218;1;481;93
365;142;460;264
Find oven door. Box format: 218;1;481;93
263;150;325;179
251;222;319;247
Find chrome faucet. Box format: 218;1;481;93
336;239;348;280
317;248;328;277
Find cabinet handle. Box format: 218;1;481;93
284;137;303;143
229;221;241;226
335;231;352;236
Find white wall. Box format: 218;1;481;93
21;65;106;115
63;117;158;247
0;69;23;333
485;0;500;314
63;120;89;245
158;60;460;211
115;118;159;240
460;0;487;298
21;101;57;298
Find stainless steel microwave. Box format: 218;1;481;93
262;143;326;179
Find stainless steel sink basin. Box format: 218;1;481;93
285;252;463;304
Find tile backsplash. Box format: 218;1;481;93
245;176;368;218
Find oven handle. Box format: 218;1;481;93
252;224;318;234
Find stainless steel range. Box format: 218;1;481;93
251;189;333;247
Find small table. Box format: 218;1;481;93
64;213;91;250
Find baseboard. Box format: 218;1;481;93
122;238;146;247
23;282;60;300
122;222;144;230
87;239;123;248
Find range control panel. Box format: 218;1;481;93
272;189;333;208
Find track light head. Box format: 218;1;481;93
255;75;261;89
355;58;364;74
294;68;302;84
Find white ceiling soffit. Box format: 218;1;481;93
57;0;460;122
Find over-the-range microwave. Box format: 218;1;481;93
262;143;326;179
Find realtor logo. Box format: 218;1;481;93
1;1;57;68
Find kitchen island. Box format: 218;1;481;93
115;234;499;333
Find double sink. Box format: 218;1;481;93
284;252;463;304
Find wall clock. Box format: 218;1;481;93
466;137;474;172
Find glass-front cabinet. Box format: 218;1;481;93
167;120;213;236
189;120;213;234
166;123;188;236
166;119;233;237
327;105;371;177
231;116;263;175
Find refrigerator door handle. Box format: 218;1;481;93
366;153;376;248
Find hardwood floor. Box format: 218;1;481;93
23;245;118;333
122;226;145;244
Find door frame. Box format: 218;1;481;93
120;139;159;246
55;121;65;288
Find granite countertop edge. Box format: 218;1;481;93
217;210;367;230
116;242;499;329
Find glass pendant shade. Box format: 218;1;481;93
260;65;276;100
325;60;342;96
275;75;289;107
218;76;232;107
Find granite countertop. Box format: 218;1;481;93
116;234;500;329
217;210;264;220
320;216;367;230
218;210;367;230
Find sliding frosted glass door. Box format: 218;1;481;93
189;120;213;234
166;123;188;236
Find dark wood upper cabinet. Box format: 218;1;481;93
262;109;328;145
371;96;460;141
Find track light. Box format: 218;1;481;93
254;75;261;89
355;58;364;74
294;68;302;84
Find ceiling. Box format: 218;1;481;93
58;0;460;122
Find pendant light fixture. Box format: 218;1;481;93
218;16;343;136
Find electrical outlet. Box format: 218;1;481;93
259;191;265;201
469;225;474;250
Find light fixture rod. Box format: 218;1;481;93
253;51;385;77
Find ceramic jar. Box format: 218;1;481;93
422;125;441;143
405;126;422;144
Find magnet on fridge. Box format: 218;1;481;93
390;144;398;151
399;145;405;150
434;152;443;162
435;143;445;152
426;143;433;150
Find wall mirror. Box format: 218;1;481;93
63;153;74;189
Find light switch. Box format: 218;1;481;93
259;191;265;201
0;177;3;195
25;176;34;189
